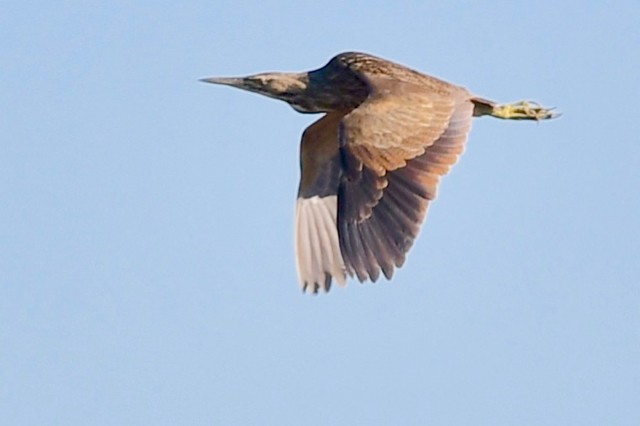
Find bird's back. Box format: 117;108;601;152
327;52;469;98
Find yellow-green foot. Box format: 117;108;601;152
492;101;559;121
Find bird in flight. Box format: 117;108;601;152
201;52;557;294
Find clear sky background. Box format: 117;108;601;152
2;1;639;425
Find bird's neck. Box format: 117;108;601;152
289;71;368;113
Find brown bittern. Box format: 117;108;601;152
201;52;557;293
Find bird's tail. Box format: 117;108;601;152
472;97;559;121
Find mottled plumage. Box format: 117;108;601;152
201;52;557;293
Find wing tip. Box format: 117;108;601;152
296;196;348;294
300;270;348;294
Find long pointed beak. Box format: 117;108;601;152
199;77;245;87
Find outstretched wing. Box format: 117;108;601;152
338;75;474;282
295;112;347;293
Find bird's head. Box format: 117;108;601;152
201;72;318;112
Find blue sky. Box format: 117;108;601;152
2;1;639;425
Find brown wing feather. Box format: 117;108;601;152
296;112;347;293
341;76;456;175
338;80;474;281
297;69;475;288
